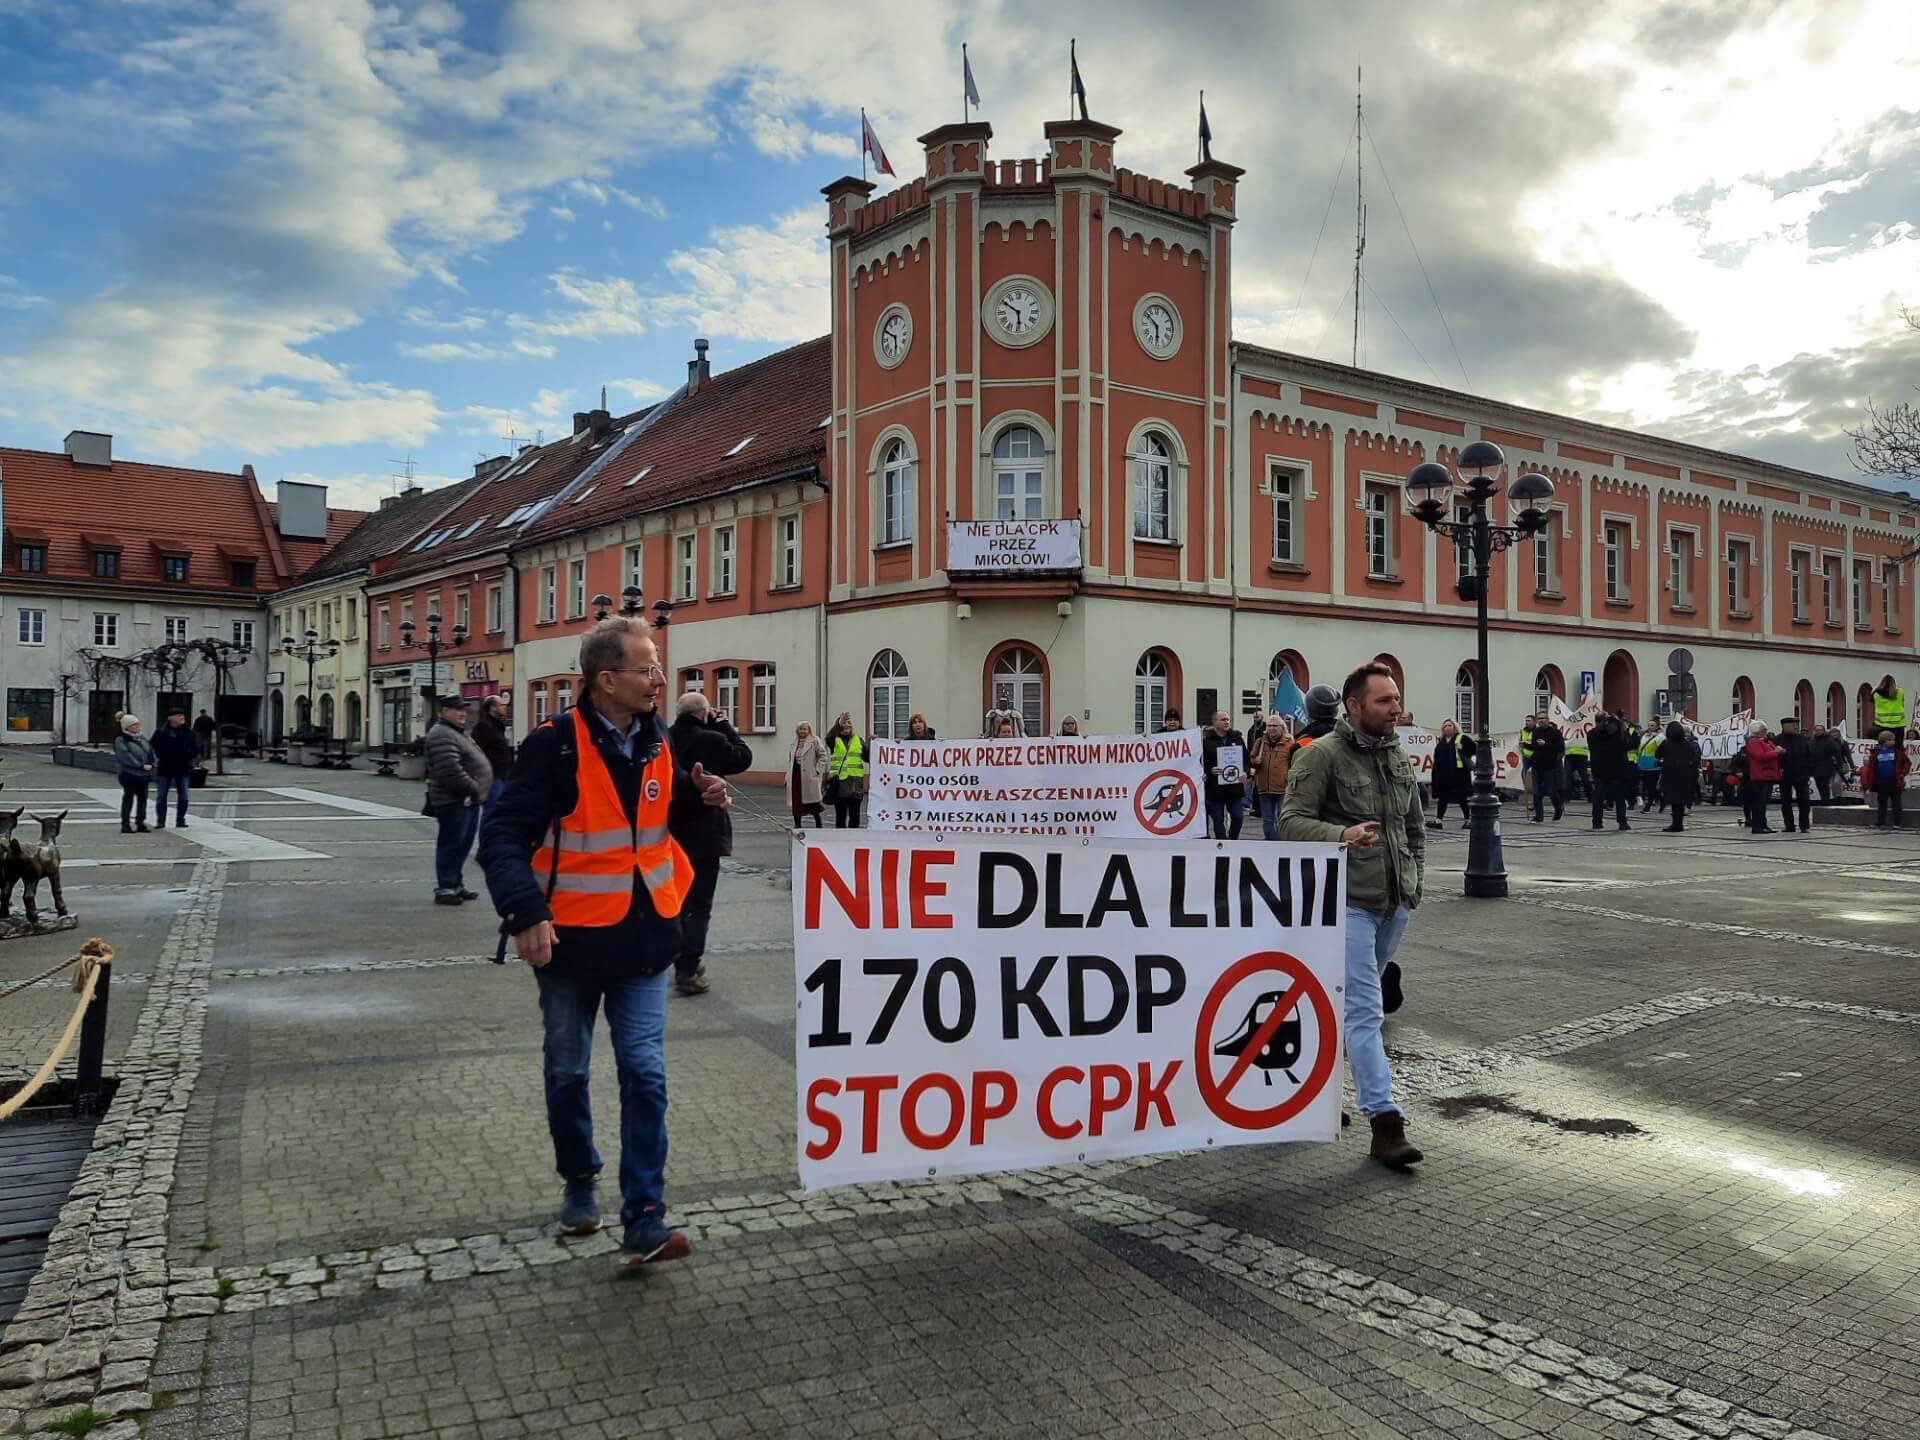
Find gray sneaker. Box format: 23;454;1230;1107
675;967;710;996
559;1175;600;1235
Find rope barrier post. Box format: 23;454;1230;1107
74;951;111;1119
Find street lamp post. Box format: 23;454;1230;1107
399;610;467;719
281;626;342;738
199;626;254;776
1405;441;1555;898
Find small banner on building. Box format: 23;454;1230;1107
867;731;1206;838
945;518;1082;572
792;833;1347;1189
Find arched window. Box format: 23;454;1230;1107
1732;675;1755;715
1454;664;1478;734
1134;652;1169;734
713;666;740;725
1533;665;1564;719
1603;650;1639;719
880;438;913;545
991;425;1047;520
1133;432;1173;540
869;650;909;739
1827;682;1846;729
1794;679;1815;729
319;693;335;737
295;694;311;732
344;691;362;743
1858;682;1874;735
991;645;1045;737
1269;651;1307;689
1371;654;1405;698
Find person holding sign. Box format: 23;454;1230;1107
480;617;732;1266
1278;662;1427;1168
1203;710;1249;840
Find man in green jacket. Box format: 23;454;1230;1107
1278;660;1426;1168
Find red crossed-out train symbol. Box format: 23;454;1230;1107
1193;950;1338;1130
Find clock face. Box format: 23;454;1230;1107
997;287;1041;335
874;305;912;368
1139;304;1175;349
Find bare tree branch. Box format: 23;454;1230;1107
1849;304;1920;486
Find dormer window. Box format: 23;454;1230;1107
17;544;45;573
230;560;256;588
93;550;120;578
162;555;189;583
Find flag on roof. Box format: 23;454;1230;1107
861;109;896;177
963;45;980;110
1070;40;1087;120
1198;92;1212;162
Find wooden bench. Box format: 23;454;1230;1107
373;758;399;778
265;747;289;764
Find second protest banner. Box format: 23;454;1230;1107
793;832;1347;1189
866;731;1207;838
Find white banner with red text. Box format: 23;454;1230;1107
866;732;1208;838
1394;727;1524;783
792;833;1347;1189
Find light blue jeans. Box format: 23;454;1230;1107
1345;904;1409;1116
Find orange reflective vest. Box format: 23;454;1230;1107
532;707;692;926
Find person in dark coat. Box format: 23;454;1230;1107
1587;713;1633;830
150;707;200;828
1527;719;1566;822
1656;721;1699;832
471;695;515;829
1775;717;1815;834
666;691;754;996
1809;725;1849;801
1427;719;1475;829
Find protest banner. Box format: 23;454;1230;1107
792;832;1348;1189
867;731;1207;838
1396;727;1523;782
945;518;1082;572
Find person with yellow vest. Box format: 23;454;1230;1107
824;710;868;828
481;617;730;1267
1873;675;1907;736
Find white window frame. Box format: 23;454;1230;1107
988;421;1051;521
1788;547;1810;622
540;564;558;624
379;607;392;648
1362;481;1397;578
675;534;696;600
624;543;643;595
1132;432;1174;542
1821;553;1843;625
680;668;705;695
455;590;470;635
164;615;190;644
713;525;736;596
232;620;255;651
750;664;776;733
1452;500;1479;583
1269;466;1300;564
1532;670;1555;719
487;585;504;634
1726;537;1751;615
1133;652;1169;735
401;598;414;632
868;649;910;740
879;438;913;546
94;612;119;648
1454;666;1476;732
17;608;45;646
1884;563;1900;631
346;598;358;640
555;680;572;714
567;558;587;619
774;513;801;589
1602;520;1629;601
1533;524;1555;595
1665;526;1696;609
713;665;740;724
992;646;1045;737
1852;558;1871;629
533;686;549;725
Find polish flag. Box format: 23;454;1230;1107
861;110;896;177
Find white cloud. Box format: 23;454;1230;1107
398;339;512;361
531;388;569;418
511;338;557;358
0;275;47;310
548;205;576;223
567;179;666;219
402;306;489;331
610;377;671;403
277;467;463;512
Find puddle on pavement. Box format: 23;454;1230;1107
1433;1092;1645;1138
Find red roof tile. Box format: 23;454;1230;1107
272;504;372;580
0;446;292;595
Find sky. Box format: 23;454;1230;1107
0;0;1915;511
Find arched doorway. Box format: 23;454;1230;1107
319;693;335;736
345;691;363;743
1794;680;1814;729
1826;682;1846;729
269;690;285;744
987;643;1046;736
1858;682;1875;735
1134;651;1171;734
1602;650;1638;717
868;650;909;739
1453;662;1479;733
1532;665;1564;719
1733;675;1755;716
294;693;311;734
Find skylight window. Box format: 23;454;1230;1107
623;465;655;489
724;434;755;457
571;485;597;505
457;516;489;538
496;504;533;528
815;415;831;430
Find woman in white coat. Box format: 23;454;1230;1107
787;722;829;828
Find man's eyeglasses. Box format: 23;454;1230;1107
606;664;666;679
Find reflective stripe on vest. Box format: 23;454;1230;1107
531;707;692;927
1874;688;1906;730
830;733;866;779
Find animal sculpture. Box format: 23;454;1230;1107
7;811;71;932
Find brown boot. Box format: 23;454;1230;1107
1368;1112;1424;1168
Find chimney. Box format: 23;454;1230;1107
687;338;710;395
275;479;329;539
572;410;591;437
401;484;423;500
379;495;399;510
472;453;511;482
64;430;112;467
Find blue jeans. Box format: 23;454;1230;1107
1345;905;1409;1116
536;968;670;1235
430;801;478;893
1257;792;1285;840
1207;792;1247;840
479;777;506;831
155;774;190;824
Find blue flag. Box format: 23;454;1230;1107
1271;668;1309;727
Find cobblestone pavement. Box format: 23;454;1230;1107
1;765;1915;1438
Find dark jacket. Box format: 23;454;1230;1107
480;699;708;977
1429;733;1475;802
1812;733;1851;780
424;717;492;808
1588;718;1632;783
1657;737;1700;804
192;714;216;744
1777;731;1814;783
666;712;754;858
1201;727;1248;800
112;732;155;780
1527;724;1566;768
150;723;200;778
471;711;515;783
